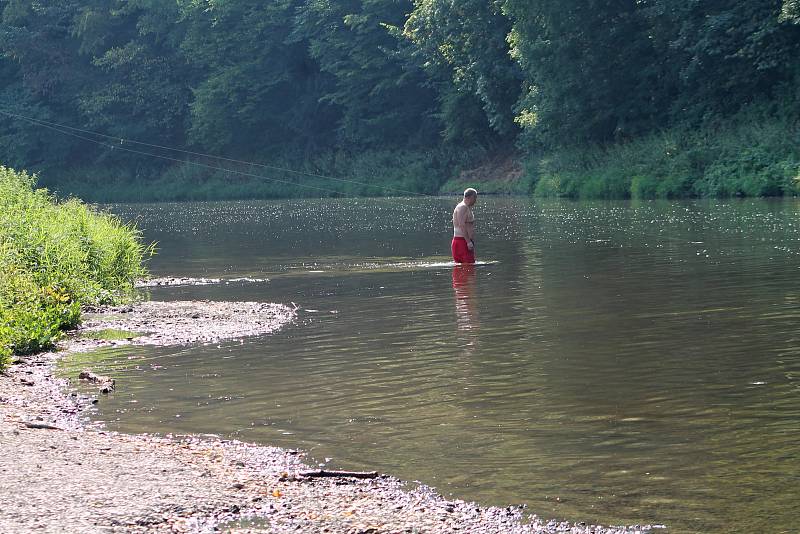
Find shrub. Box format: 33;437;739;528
527;104;800;200
0;166;150;367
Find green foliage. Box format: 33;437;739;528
783;0;800;22
530;107;800;199
640;0;800;125
0;166;150;368
505;0;667;148
504;0;800;151
690;114;800;197
0;266;80;357
46;149;454;202
293;0;439;148
180;0;333;155
405;0;521;141
1;0;799;199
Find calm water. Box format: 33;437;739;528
61;198;800;533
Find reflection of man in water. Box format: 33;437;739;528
452;188;477;264
452;265;478;332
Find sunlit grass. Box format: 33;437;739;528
0;166;151;368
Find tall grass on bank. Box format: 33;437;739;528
0;166;150;369
531;106;800;199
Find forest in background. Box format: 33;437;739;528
0;0;799;200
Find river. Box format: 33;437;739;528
60;197;800;533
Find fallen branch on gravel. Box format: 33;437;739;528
298;469;380;479
24;422;61;430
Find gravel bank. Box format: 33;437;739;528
0;300;662;533
73;300;296;348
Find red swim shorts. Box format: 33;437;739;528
451;237;475;264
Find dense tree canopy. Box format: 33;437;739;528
405;0;521;145
0;0;797;193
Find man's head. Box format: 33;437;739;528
463;188;478;206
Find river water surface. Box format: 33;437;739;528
61;197;800;533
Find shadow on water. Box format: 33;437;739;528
59;197;800;533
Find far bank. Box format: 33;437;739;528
39;107;799;203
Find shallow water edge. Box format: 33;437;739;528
0;296;661;533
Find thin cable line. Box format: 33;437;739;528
0;108;428;197
7;113;347;195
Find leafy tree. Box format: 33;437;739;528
504;0;667;148
0;0;94;169
641;0;800;123
72;1;191;154
293;0;439;148
179;0;338;156
0;1;190;173
405;0;521;143
782;0;800;22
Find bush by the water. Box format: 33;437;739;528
531;107;800;199
0;166;150;369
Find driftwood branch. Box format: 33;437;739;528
24;422;62;430
298;469;380;479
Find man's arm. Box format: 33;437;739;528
464;208;475;248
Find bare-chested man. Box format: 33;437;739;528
452;188;477;263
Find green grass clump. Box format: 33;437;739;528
530;106;800;199
0;166;150;369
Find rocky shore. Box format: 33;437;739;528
0;297;661;533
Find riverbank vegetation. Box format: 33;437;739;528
0;1;798;200
0;166;149;369
534;105;800;199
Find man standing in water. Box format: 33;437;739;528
452;188;477;263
